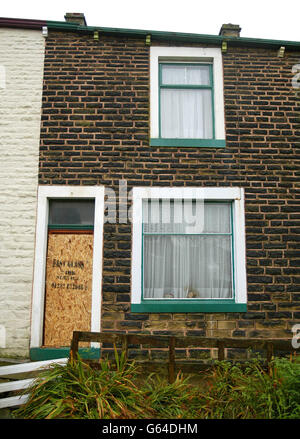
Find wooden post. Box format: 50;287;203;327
168;337;176;384
218;340;225;361
70;331;80;361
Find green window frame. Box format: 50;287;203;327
150;62;225;149
132;200;246;313
159;63;214;138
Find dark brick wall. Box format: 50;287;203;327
39;30;300;355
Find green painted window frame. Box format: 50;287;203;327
150;62;225;149
134;200;245;313
48;224;94;230
150;138;226;148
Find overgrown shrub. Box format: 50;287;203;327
197;356;300;419
143;373;199;419
14;349;196;419
15;349;153;419
14;352;300;419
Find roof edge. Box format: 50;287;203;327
46;21;300;49
0;17;299;49
0;17;46;29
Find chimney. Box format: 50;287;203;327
64;12;87;26
219;23;241;37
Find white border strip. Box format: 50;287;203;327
0;378;35;393
30;186;105;349
0;358;68;376
0;395;29;409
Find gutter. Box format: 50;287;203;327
0;17;299;50
46;21;300;50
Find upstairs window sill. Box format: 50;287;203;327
150;138;226;148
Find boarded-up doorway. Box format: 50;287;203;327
43;199;95;348
43;232;93;347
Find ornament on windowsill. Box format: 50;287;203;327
163;292;174;298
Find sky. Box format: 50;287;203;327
0;0;299;42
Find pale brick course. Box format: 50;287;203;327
0;28;45;358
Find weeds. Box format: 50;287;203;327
143;372;199;419
15;348;153;419
197;356;300;419
14;352;300;419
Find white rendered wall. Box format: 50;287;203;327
0;28;45;357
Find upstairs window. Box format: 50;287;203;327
160;63;213;139
150;47;226;148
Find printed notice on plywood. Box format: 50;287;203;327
43;233;93;347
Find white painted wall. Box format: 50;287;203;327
0;28;45;357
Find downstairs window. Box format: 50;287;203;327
131;187;247;313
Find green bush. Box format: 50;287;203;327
271;356;300;418
15;349;153;419
143;373;199;419
14;353;300;419
14;350;196;419
196;356;300;419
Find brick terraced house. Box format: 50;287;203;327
0;14;299;361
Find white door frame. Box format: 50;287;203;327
30;185;105;349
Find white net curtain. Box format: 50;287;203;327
143;200;233;300
160;64;213;139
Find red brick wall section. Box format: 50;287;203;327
39;31;300;360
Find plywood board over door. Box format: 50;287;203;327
43;232;94;347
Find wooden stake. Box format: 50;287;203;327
70;331;79;361
218;341;225;361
